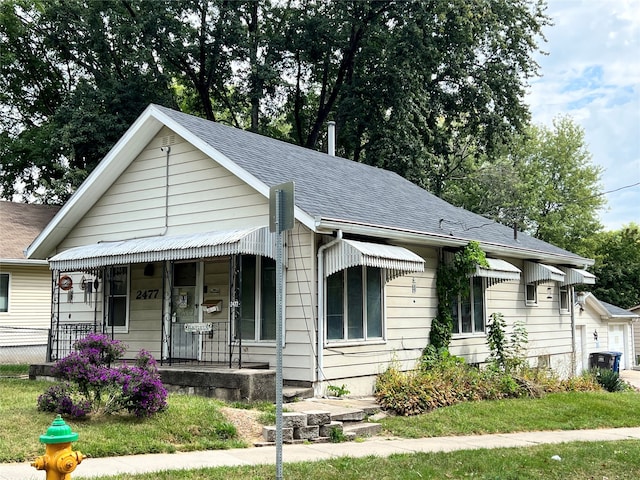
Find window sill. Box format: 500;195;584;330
325;339;386;348
451;333;486;340
237;340;277;346
525;302;538;307
107;327;128;334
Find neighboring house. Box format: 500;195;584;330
26;104;597;395
573;293;639;373
629;304;640;369
0;201;60;363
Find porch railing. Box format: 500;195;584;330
48;323;96;362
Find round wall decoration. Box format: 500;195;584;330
58;275;73;291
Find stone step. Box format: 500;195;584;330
283;386;314;402
343;422;382;437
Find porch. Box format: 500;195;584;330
29;361;283;402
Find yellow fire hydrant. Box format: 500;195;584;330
31;415;85;480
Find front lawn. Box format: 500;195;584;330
380;390;640;438
3;378;640;466
0;379;245;463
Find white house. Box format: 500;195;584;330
0;201;60;363
26;105;597;395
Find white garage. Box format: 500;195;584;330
574;293;638;373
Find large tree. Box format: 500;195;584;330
1;0;550;204
444;116;605;253
0;0;175;203
589;225;640;309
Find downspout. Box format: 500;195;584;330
160;146;171;236
316;229;342;396
570;285;576;375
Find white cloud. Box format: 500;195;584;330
526;0;640;230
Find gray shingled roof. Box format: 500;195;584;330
599;300;639;318
155;105;590;263
0;201;60;259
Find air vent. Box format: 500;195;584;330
161;134;176;147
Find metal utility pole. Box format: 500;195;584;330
270;181;294;480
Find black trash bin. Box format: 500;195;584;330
589;351;622;373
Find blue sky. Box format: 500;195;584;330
526;0;640;231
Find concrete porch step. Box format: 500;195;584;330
343;421;382;437
283;386;314;402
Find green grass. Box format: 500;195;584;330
0;364;29;376
4;377;640;474
0;379;245;463
76;440;640;479
379;390;640;438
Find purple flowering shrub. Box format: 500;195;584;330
118;351;168;417
73;333;127;365
37;382;92;418
38;334;167;419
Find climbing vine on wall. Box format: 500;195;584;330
426;241;488;353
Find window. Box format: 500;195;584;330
559;286;570;313
537;354;551;369
0;273;8;312
327;266;383;342
525;283;537;306
106;266;129;330
452;277;485;335
239;256;276;341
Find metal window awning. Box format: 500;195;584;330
524;261;565;284
49;226;278;271
560;267;596;286
324;239;425;282
474;258;521;285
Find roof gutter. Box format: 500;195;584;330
314;217;594;268
0;258;49;266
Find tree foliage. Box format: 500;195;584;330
0;0;176;203
445;116;605;253
1;0;550;204
588;224;640;309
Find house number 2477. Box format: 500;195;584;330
136;289;159;299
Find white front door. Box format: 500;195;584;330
608;324;626;370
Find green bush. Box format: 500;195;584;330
375;357;530;416
594;368;625;392
376;354;605;416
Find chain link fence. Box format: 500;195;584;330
0;326;49;367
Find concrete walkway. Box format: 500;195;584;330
3;427;640;480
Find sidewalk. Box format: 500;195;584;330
3;427;640;480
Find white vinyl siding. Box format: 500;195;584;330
321;247;437;389
115;262;163;359
450;259;575;369
0;264;52;347
58;128;269;251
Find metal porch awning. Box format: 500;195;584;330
49;226;278;271
524;261;566;284
560;267;596;286
474;258;521;286
324;239;425;282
